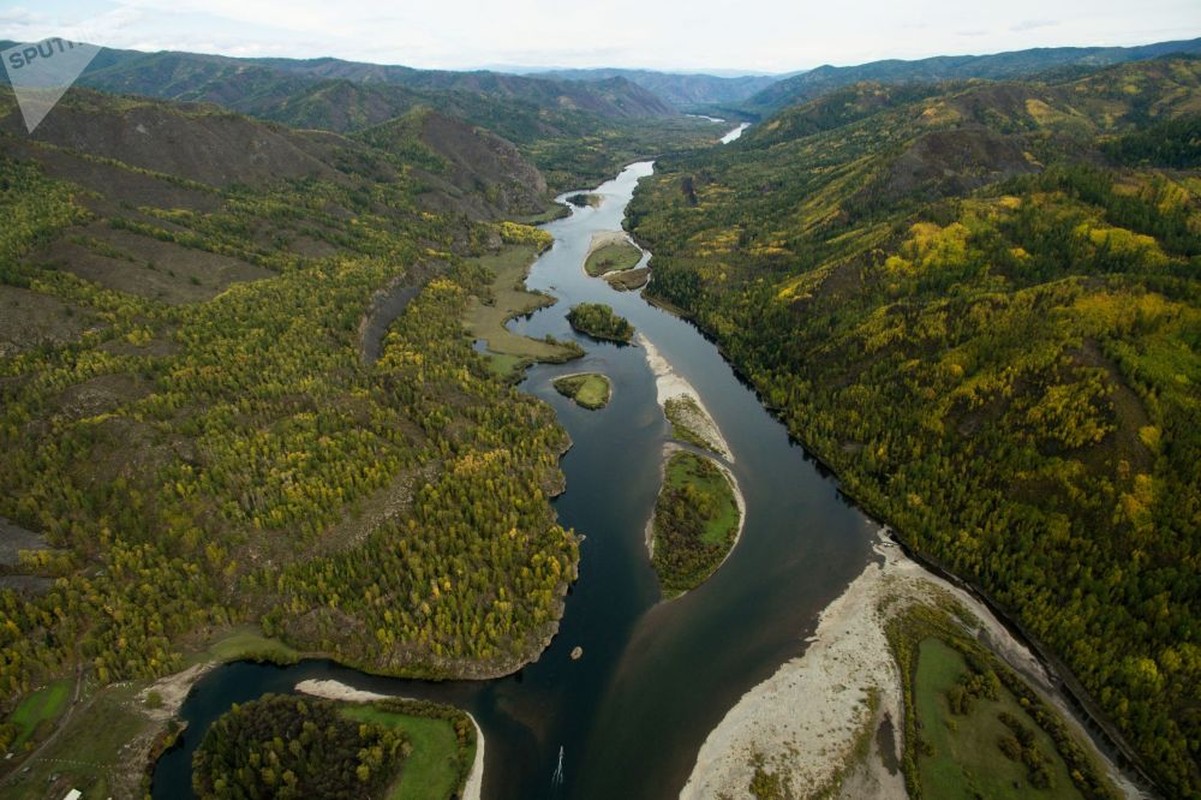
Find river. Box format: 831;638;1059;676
151;152;881;799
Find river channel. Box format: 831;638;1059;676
153;153;880;799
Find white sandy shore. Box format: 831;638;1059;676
680;530;1143;800
296;679;485;800
585;229;634;260
637;333;734;462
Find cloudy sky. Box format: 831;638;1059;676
1;0;1197;73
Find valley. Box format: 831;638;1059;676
0;27;1197;800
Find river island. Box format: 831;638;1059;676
552;372;612;410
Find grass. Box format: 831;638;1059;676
584;240;642;277
462;245;583;376
340;705;472;800
203;625;301;665
652;450;742;596
914;637;1083;800
2;683;155;800
9;680;71;748
552;373;611;409
666;452;739;547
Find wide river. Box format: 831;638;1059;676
153;156;880;799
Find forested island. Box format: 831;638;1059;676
650;450;741;597
193;694;476;800
566;302;636;343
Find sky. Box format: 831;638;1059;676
0;0;1197;74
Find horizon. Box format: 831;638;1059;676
1;32;1200;80
0;0;1197;75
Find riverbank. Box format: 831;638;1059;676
680;528;1140;799
637;333;733;462
296;679;486;800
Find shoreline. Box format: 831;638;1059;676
585;229;633;261
637;332;734;462
679;529;1145;799
296;678;486;800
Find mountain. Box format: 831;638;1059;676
74;48;675;121
744;37;1201;114
628;58;1201;797
51;45;727;192
0;82;587;791
526;68;783;113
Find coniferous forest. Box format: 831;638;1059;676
629;59;1201;796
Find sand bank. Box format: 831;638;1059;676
680;529;1141;799
638;333;733;462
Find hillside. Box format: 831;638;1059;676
0;83;590;795
629;59;1201;797
528;68;781;113
744;37;1201;114
57;45;722;191
75;48;675;120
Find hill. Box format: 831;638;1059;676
628;58;1201;797
0;82;589;794
77;48;676;121
528;67;781;113
744;37;1201;114
56;45;721;191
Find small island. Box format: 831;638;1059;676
566;193;601;208
193;693;478;800
584;234;643;277
650;449;742;598
566;302;635;344
553;372;612;410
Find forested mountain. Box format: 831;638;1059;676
744;37;1201;114
72;47;675;120
17;44;721;191
525;68;782;112
0;81;586;754
629;58;1201;797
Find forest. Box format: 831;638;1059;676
629;58;1201;797
0;84;583;775
565;302;635;343
193;694;407;799
651;450;740;597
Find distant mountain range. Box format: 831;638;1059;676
3;36;1199;126
520;68;788;112
743;37;1201;114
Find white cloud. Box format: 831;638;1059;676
0;0;1196;72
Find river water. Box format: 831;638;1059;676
152;155;880;799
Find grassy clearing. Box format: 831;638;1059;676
340;705;472;800
202;625;301;665
652;451;741;597
8;680;71;748
914;637;1084;800
552;373;611;409
462;245;583;377
584;240;642;277
2;683;156;800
